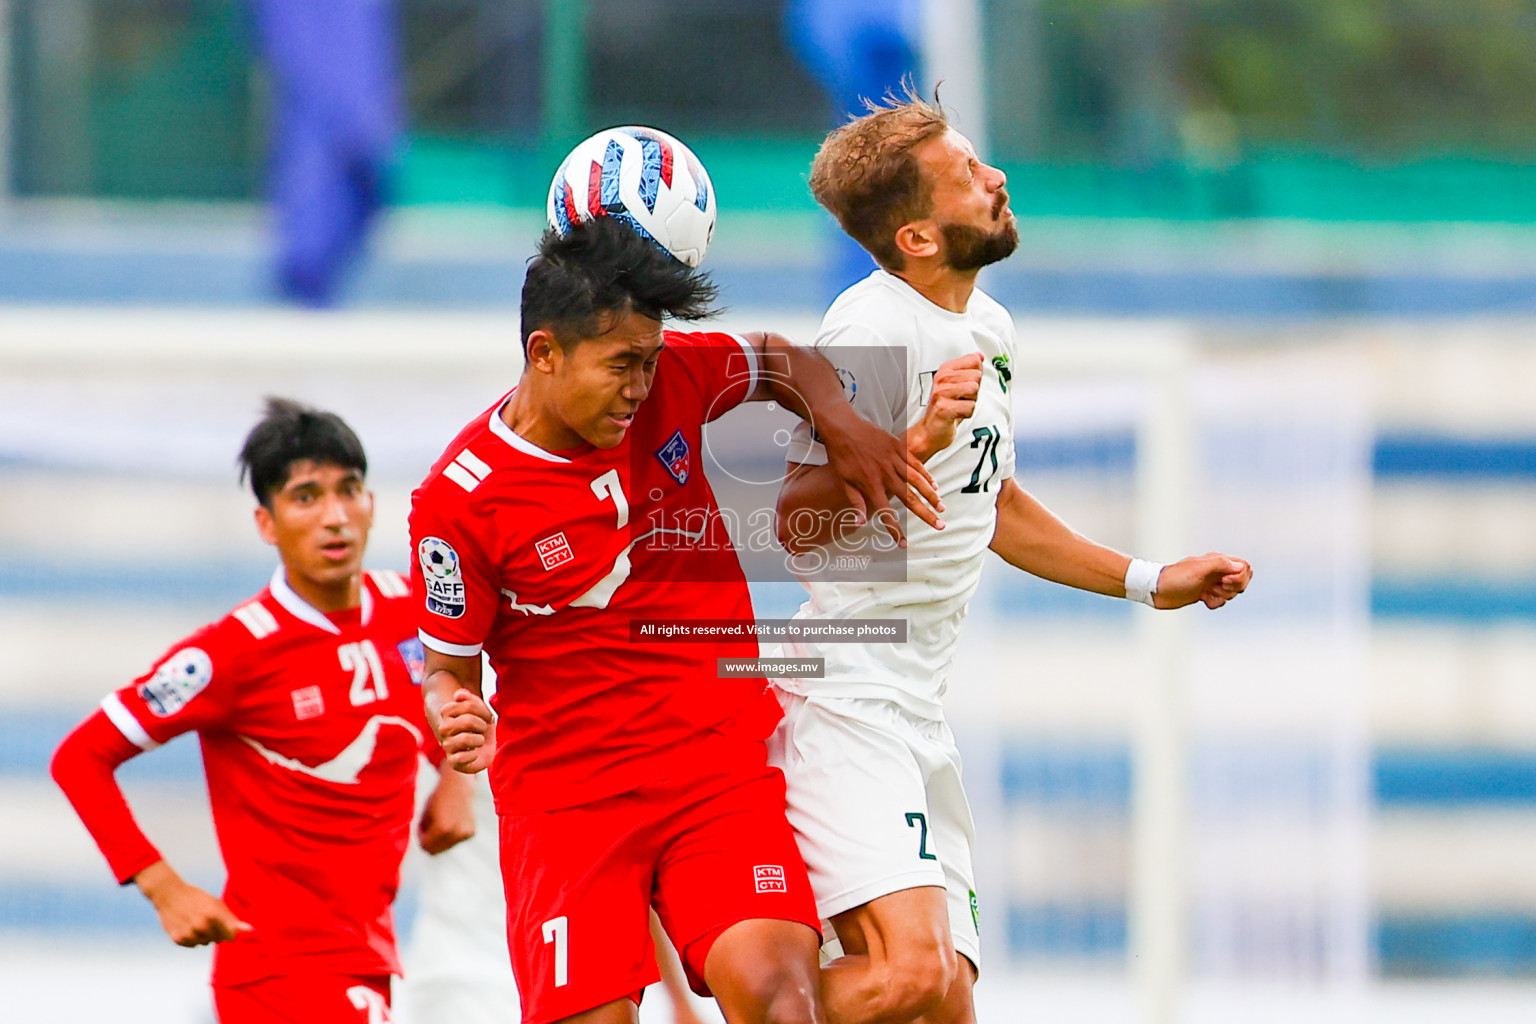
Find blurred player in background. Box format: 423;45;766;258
401;755;520;1024
784;0;921;298
51;398;471;1022
771;87;1253;1024
411;217;940;1024
253;0;400;306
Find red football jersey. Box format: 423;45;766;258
97;568;431;986
410;330;779;813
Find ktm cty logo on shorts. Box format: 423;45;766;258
753;865;787;894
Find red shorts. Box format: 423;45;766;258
213;973;391;1023
498;763;820;1024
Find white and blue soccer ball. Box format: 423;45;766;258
546;126;717;268
418;537;459;580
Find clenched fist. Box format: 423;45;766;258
909;353;984;461
135;860;253;947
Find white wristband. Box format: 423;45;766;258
1124;558;1163;607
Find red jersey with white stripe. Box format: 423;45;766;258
98;567;430;986
409;331;778;813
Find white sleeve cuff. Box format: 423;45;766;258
784;433;829;467
101;693;159;751
730;333;761;395
1124;558;1164;607
418;630;484;658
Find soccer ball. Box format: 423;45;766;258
418;537;459;580
546;126;717;267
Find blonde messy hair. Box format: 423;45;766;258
808;82;950;270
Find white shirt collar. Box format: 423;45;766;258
268;566;372;634
875;268;973;321
487;390;572;464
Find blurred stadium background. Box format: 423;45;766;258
4;1;1536;1021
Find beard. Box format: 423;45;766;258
942;218;1019;272
940;194;1019;272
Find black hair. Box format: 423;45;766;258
520;216;721;355
237;397;367;507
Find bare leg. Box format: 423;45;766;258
819;886;958;1024
652;910;708;1024
554;998;640;1024
703;918;824;1024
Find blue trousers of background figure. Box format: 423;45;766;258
786;0;921;301
253;0;400;307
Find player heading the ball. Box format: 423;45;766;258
51;398;472;1022
409;214;941;1024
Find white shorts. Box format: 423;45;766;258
398;771;520;1024
766;689;981;970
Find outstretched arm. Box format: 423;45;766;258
743;331;941;546
989;478;1252;609
776;353;983;553
987;478;1128;595
51;711;251;947
423;649;495;774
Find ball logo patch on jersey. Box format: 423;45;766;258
418;536;465;618
140;647;213;717
656;428;690;485
837;368;858;402
535;532;575;571
753;864;787;893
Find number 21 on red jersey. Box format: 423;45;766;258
338;640;388;706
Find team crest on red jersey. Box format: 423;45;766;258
656;429;690;485
753;865;787;893
396;637;426;685
535;532;575;571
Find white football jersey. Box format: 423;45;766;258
780;269;1016;719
